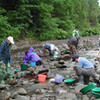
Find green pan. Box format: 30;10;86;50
91;91;100;98
91;87;100;98
80;83;97;94
64;78;76;84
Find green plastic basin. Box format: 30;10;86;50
92;87;100;93
80;83;97;94
21;64;28;71
64;78;76;84
91;87;100;98
92;91;100;98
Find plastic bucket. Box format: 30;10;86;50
30;62;36;67
37;74;47;82
53;52;58;59
55;74;64;84
21;64;28;71
33;51;35;53
9;59;12;63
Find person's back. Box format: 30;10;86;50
67;37;78;54
24;47;42;63
68;37;78;46
78;57;94;69
45;43;51;49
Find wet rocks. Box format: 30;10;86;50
60;54;71;61
1;36;99;100
0;90;11;100
38;69;49;75
14;95;30;100
0;84;9;89
59;60;65;64
15;87;27;95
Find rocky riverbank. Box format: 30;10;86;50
0;35;100;100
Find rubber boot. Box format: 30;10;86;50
0;80;5;84
0;74;5;84
9;77;13;81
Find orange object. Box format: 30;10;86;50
37;74;47;82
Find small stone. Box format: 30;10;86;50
83;95;89;100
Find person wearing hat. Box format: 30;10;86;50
72;55;95;85
0;36;15;84
72;26;79;38
72;27;80;48
43;43;59;56
24;47;42;66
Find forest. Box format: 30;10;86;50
0;0;100;42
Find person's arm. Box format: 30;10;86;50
0;42;4;54
0;42;5;58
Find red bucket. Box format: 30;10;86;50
37;74;47;82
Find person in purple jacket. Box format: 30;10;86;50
24;47;42;66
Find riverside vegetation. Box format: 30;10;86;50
0;0;100;42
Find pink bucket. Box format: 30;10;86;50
37;74;47;82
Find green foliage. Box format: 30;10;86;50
82;28;100;36
0;0;100;42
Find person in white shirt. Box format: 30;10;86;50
43;43;59;56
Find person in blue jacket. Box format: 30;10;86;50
0;36;15;84
72;55;95;85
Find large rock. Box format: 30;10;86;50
59;60;65;64
57;92;77;100
15;87;27;95
38;69;49;75
83;95;89;100
56;88;67;94
61;43;69;49
14;95;30;100
11;92;18;99
0;84;9;89
60;54;71;61
0;90;11;100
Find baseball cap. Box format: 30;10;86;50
7;36;14;44
72;55;79;62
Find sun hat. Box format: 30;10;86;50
7;36;14;44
